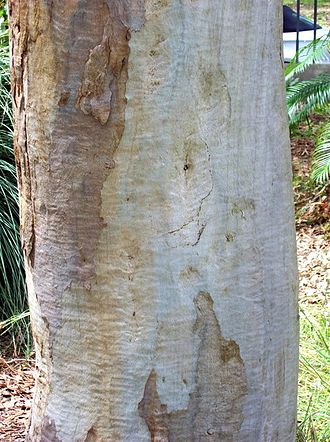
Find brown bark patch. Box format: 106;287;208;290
190;291;248;441
77;38;112;125
9;1;36;265
10;0;145;348
139;292;248;441
76;2;133;126
138;369;170;442
83;426;104;442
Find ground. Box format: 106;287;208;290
0;354;34;441
291;113;329;441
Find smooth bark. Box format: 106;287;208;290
10;1;298;441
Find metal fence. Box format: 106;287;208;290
295;0;319;55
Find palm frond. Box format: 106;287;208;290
287;73;330;124
285;32;330;83
311;121;330;184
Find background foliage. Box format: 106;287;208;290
0;8;29;355
286;32;330;184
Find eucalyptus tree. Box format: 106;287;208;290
10;1;298;441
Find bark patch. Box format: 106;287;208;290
10;1;36;266
10;0;146;348
83;426;104;442
76;2;133;125
40;417;61;442
138;369;170;441
139;292;248;441
190;291;248;441
77;38;112;125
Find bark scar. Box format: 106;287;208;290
138;369;169;442
191;291;248;441
167;136;213;248
76;36;113;125
139;292;248;441
76;7;131;126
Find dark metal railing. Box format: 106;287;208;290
296;0;301;57
295;0;319;62
313;0;318;42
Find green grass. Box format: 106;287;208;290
297;306;330;441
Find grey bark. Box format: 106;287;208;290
10;1;298;441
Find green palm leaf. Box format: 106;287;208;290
286;31;330;186
285;32;330;83
311;121;330;184
287;73;330;124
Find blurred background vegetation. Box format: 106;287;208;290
286;0;330;27
0;4;29;356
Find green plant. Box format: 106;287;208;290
287;74;330;125
297;306;330;441
285;34;330;83
286;33;330;184
285;33;330;184
0;20;30;355
311;121;330;184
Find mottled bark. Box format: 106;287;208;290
10;1;298;441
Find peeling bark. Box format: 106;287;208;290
139;292;247;441
10;0;136;345
10;1;298;441
139;369;170;442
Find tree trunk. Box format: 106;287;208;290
10;1;298;441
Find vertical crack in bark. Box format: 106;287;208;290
10;1;36;266
190;143;214;247
139;292;248;441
